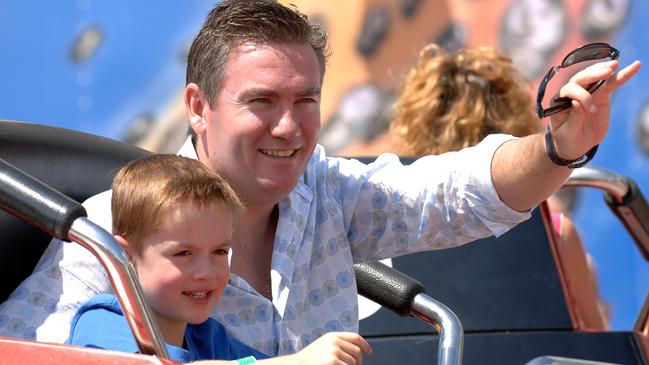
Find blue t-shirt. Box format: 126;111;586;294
67;294;269;363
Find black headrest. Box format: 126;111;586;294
0;120;151;301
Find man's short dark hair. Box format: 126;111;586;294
186;0;330;106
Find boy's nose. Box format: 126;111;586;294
191;257;219;280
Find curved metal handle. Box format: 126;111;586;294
355;261;464;365
0;158;86;240
565;167;649;260
564;167;630;202
354;261;425;316
565;166;649;335
0;158;169;359
411;293;464;365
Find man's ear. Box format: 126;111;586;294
114;235;136;262
185;83;209;135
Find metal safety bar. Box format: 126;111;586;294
355;261;464;365
564;167;629;203
68;218;170;358
564;166;649;259
411;293;464;365
564;166;649;335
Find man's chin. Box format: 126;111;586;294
257;178;299;198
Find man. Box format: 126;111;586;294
0;0;640;357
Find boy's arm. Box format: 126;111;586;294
190;332;371;365
492;60;641;212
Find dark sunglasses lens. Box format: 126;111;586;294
563;45;614;67
539;44;618;117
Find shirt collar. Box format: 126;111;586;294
177;136;199;160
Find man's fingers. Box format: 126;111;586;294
603;60;642;93
568;60;618;86
555;60;615;112
558;60;641;112
558;82;597;114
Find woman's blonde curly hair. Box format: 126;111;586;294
390;44;541;156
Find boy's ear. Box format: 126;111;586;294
114;235;135;260
185;83;210;135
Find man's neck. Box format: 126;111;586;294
230;205;279;299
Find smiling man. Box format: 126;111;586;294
185;41;322;302
0;0;640;359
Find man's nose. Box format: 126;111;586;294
271;109;302;140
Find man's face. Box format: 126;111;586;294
133;203;232;334
196;42;322;207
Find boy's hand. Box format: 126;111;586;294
189;333;371;365
289;332;372;365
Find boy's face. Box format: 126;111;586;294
131;202;232;332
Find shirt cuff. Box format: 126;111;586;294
467;134;532;237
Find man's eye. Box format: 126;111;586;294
174;250;191;257
250;97;272;104
297;97;317;104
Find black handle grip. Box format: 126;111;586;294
0;158;87;240
354;261;425;316
604;178;649;260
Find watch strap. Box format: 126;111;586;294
544;125;598;169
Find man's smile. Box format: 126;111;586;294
259;149;296;158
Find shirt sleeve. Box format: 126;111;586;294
187;318;270;361
228;337;271;360
67;295;139;353
330;134;532;262
0;190;114;343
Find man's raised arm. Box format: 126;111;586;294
492;59;642;212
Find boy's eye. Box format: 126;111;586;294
213;249;229;256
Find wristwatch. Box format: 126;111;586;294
544;125;598;169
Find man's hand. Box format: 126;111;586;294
492;59;641;212
549;59;642;161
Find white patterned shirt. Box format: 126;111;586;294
0;135;529;356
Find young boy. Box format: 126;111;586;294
66;154;371;365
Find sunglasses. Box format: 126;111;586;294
536;42;619;119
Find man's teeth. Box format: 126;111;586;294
261;149;295;157
185;291;209;299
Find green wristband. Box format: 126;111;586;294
234;356;257;365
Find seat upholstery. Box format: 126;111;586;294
0;120;150;302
